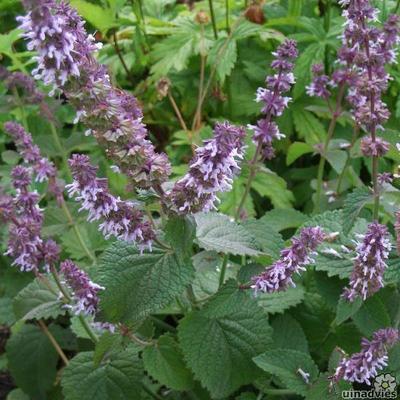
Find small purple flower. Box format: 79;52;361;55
67;154;155;250
60;259;104;316
11;165;32;190
169;121;246;214
330;328;399;385
5;71;44;104
306;64;331;99
342;222;391;302
360;136;390;157
251;226;324;293
249;39;297;160
377;172;393;185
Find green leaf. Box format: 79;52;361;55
97;241;194;323
352;295;391;336
194;212;261;256
293;108;326;144
342;187;372;235
272;314;309;353
70;0;117;33
6;389;30;400
241;219;285;259
335;297;362;325
208;37;237;84
253;349;319;395
260;209;308;232
306;373;351;400
62;346;143;400
287;142;314;165
6;324;58;398
13;277;66;321
0;29;21;55
0;298;15;325
143;333;194;391
257;286;305;314
178;280;272;398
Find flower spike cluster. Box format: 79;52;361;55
18;0;171;189
342;222;391;302
339;0;400;156
67;154;154;251
60;259;104;316
306;64;331;99
4;121;63;203
251;226;324;293
330;328;399;385
249;39;298;160
2;165;60;272
170;122;246;214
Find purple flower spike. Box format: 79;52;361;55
251;226;324;293
330;328;399;385
249;39;297;160
342;222;391;302
306;64;331;99
18;0;171;189
170;121;246;214
67;154;155;251
60;260;104;316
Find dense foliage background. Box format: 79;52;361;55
1;0;400;399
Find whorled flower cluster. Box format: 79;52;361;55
342;221;391;302
169;122;245;214
251;226;324;293
67;154;154;251
330;328;399;385
339;0;400;156
4;121;62;203
18;0;171;189
1;165;60;272
60;259;103;316
306;64;331;99
249;39;298;160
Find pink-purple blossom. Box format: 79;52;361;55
60;259;104;316
251;226;324;293
330;328;399;385
67;154;155;251
169;121;246;214
249;39;297;160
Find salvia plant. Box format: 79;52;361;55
1;0;400;399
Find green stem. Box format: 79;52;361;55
12;88;29;130
38;320;69;365
219;255;229;288
225;0;230;33
395;0;400;13
149;316;176;332
314;84;345;214
61;200;96;263
49;122;72;181
208;0;219;39
235;142;262;220
78;314;99;343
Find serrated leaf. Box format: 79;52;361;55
178;280;272;398
260;209;308;232
253;349;319;395
143;333;194;391
306;373;351;400
287;142;314;165
352;295;391;336
293;109;326;144
272;314;309;353
62;346;143;400
13;277;65;321
342;187;372;235
97;241;194;323
208;37;237;84
257;286;305;314
6;324;58;398
194;212;260;256
241;219;285;259
335;297;362;325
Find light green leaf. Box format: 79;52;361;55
178;280;272;398
194;212;261;256
260;209;308;232
257;286;305;314
342;187;372;235
13;277;66;321
293;109;326;144
208;37;237;84
62;346;143;400
97;241;194;323
6;324;58;398
143;333;194;391
287;142;314;165
335;297;363;325
325;150;348;174
253;349;319;395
